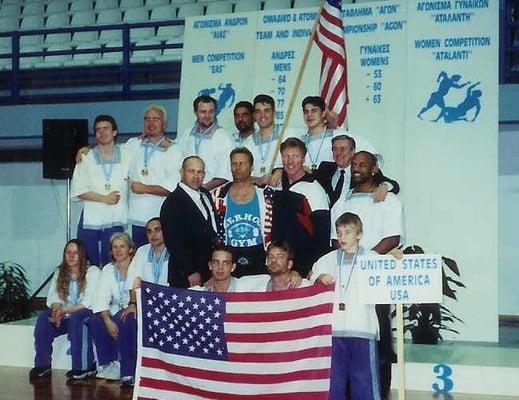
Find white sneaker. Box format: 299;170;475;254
96;361;121;380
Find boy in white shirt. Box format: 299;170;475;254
310;212;381;400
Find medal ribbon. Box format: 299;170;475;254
142;136;166;171
113;264;128;309
337;248;359;304
190;122;218;155
304;127;328;167
93;146;117;186
148;246;170;284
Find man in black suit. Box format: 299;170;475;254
315;134;400;208
160;156;217;288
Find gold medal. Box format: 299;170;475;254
260;166;266;174
141;168;149;176
105;183;111;191
338;303;346;311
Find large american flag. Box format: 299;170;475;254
134;281;334;400
314;0;348;126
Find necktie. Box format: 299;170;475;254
334;169;345;202
199;193;211;222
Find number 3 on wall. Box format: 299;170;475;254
432;363;454;393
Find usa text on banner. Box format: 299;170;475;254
135;282;335;400
315;0;348;125
356;254;443;304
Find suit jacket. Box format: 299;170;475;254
315;161;401;207
160;184;216;288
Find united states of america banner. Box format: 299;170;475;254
314;0;348;126
134;281;335;400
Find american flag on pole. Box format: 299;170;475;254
134;281;334;400
314;0;348;126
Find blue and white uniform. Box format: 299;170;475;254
179;124;234;182
71;145;130;267
310;247;381;400
118;244;169;379
88;262;132;374
125;137;183;247
33;265;100;371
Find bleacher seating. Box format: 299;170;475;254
19;14;44;47
205;1;232;15
150;4;177;21
177;2;203;18
70;10;97;44
94;0;118;11
263;0;291;10
234;0;261;13
44;11;71;46
0;3;20;18
145;0;169;7
46;0;69;15
123;6;155;42
131;37;161;63
70;0;94;13
120;0;145;10
155;37;183;62
21;2;44;16
64;42;102;66
293;0;320;8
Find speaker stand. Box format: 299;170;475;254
31;178;72;300
66;177;71;241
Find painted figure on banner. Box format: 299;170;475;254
417;71;472;121
434;82;482;123
197;83;236;116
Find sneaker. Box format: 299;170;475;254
120;375;134;387
67;364;97;380
29;365;51;379
96;361;121;380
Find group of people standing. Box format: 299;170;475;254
30;93;404;400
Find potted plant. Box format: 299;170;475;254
0;261;33;323
396;245;465;344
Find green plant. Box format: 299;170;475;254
0;261;33;323
396;245;465;344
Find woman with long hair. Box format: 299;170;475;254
87;232;135;382
29;239;100;380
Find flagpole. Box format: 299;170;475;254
396;303;406;400
267;2;324;172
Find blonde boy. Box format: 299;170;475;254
310;212;381;400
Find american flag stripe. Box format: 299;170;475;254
225;302;332;322
226;325;331;342
225;283;333;302
228;347;331;363
225;315;331;335
135;283;334;399
138;369;330;397
314;0;348;125
141;347;331;373
141;357;330;384
138;380;329;400
228;337;327;354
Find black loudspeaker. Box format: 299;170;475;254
42;119;89;179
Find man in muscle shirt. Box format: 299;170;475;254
212;147;274;277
